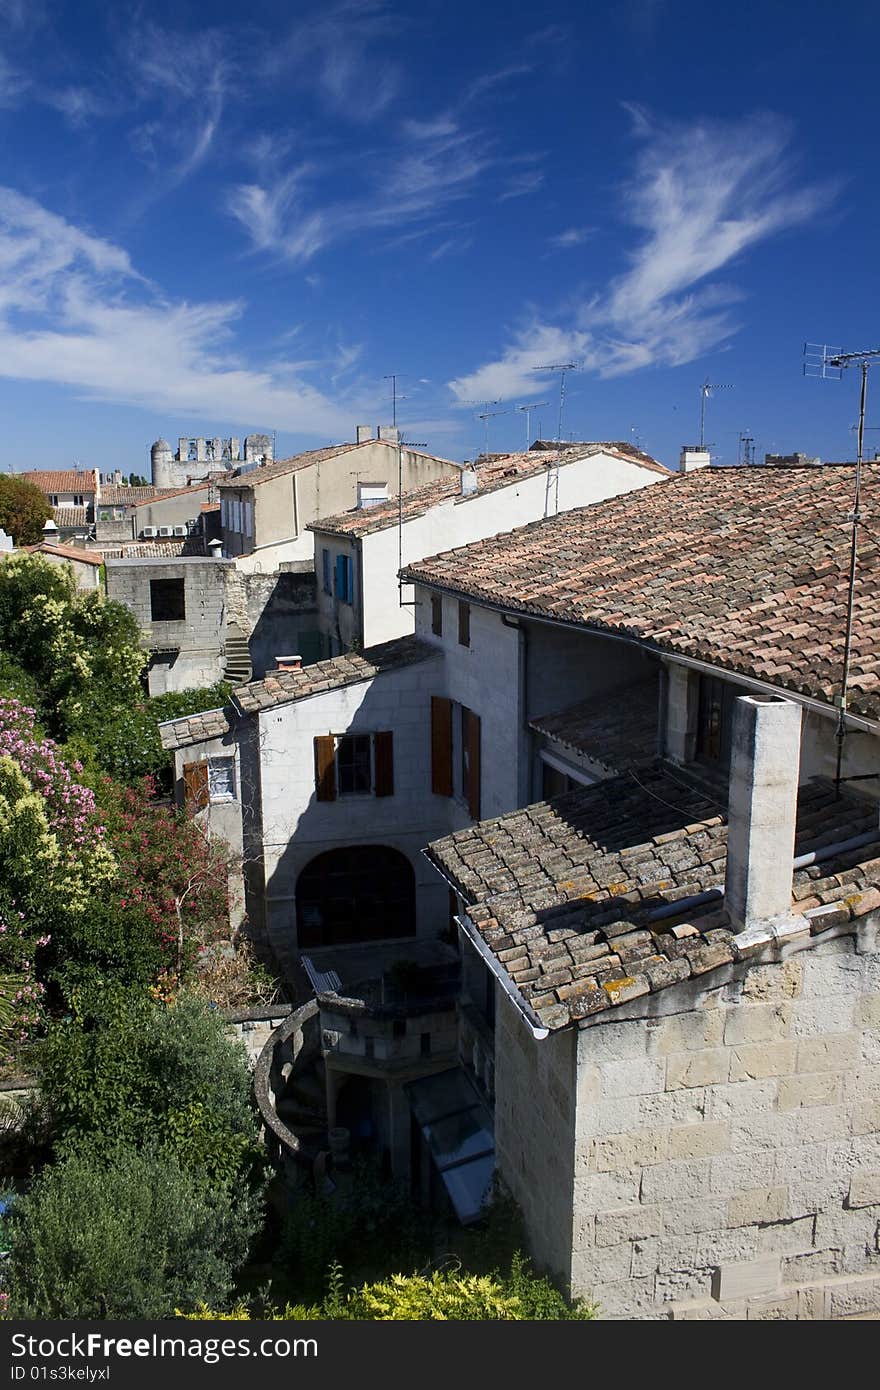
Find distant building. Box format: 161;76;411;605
150;435;273;489
764;452;821;467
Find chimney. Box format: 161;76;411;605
356;425;373;444
459;465;478;496
208;538;223;559
42;517;59;542
724;695;802;930
275;654;302;673
679;446;711;472
378;426;400;444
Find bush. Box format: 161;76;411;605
186;1255;595;1321
36;992;261;1185
5;1141;262;1318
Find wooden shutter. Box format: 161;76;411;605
314;735;337;801
373;731;394;797
465;708;481;820
182;758;209;812
431;696;453;796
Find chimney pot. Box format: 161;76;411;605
679;446;712;472
275;654;302;672
356;424;373;444
459;465;478;496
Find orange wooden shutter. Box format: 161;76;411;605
431;696;453;796
183;759;209;812
466;709;481;820
374;731;394;797
314;735;337;801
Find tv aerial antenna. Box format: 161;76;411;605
476;406;514;456
383;371;428;609
698;378;733;449
803;342;880;790
738;431;755;467
517;401;550;450
532;363;578;444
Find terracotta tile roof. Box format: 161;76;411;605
132;484;211;507
98;485;161;505
159;706;235;752
22;470;97;495
217;439;457;491
53;506;88;529
232;635;438;715
310;443;668;538
425;768;880;1033
530;678;659;773
97;540;187;559
402;463;880;723
29;542;103;566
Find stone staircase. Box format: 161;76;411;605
223;625;252;684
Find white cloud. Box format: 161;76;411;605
498;169;544;201
548;226;595;249
0;188;360;436
451;110;835;400
262;0;402;122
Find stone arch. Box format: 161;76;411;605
296;845;416;948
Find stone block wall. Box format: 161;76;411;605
566;920;880;1319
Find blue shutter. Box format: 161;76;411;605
335;554;345;598
345;555;354;603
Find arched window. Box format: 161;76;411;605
296;846;416;948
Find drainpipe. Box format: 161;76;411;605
455;913;549;1041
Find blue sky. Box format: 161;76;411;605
0;0;878;474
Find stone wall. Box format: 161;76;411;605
563;918;880;1319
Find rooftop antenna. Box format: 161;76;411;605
630;424;642;452
517;401;550;450
804;341;880;791
384;372;427;611
698;378;734;449
477;406;514;456
738;431;755;467
532;363;578;443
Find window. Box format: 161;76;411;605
322;548;332;595
208;757;235;801
314;731;394;801
296;845;416;947
337;734;372;795
182;759;209;812
49;495;58;506
113;507;124;520
335;553;355;604
458;601;470;647
431;594;443;637
187;439;198;461
73;494;84;507
696;674;739;769
150;577;185;622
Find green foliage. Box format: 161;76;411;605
44;896;165;1003
69;682;232;787
0;654;44;717
0;554;146;744
0;476;52;545
36;991;260;1186
188;1254;595;1321
5;1140;262;1318
280;1158;431;1301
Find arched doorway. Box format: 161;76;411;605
296;846;416;948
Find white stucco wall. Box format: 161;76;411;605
254;652;454;966
316;452;666;652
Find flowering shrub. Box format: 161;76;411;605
0;912;49;1065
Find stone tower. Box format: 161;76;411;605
150;439;175;488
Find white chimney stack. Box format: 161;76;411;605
680;447;711;472
459;465;478;496
378;426;400;444
356;425;373;444
725;695;802;930
275;654;302;673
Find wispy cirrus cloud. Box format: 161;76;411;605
123;22;231;187
498;168;544;201
261;0;402;122
548;226;596;250
450;109;836;401
0;188;362;435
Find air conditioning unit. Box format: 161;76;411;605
171;525;187;537
141;526;157;538
158;526;172;537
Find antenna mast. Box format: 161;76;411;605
738;431;755;467
517;401;550;450
477;406;514;456
804;342;880;791
533;363;579;443
699;378;734;449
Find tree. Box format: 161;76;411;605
0;476;52;545
0;554;146;742
36;991;261;1185
5;1140;262;1318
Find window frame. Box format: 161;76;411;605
335;733;373;797
207;756;236;803
149;576;186;623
